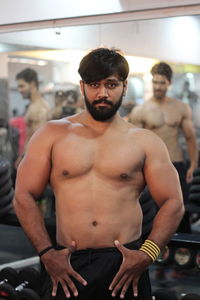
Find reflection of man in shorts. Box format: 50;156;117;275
130;62;198;233
14;49;184;299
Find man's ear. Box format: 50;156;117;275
30;80;37;90
123;80;128;96
79;80;84;96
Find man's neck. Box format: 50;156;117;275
151;95;168;104
30;89;43;103
79;110;121;133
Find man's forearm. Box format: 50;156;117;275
13;195;53;253
147;198;184;250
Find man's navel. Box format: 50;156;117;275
92;221;98;227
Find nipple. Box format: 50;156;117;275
62;170;69;176
120;173;129;180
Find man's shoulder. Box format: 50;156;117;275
127;127;165;153
46;117;72;129
46;114;83;130
169;97;186;106
171;98;191;113
27;118;72;146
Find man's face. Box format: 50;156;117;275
152;74;170;100
17;79;31;99
80;76;127;121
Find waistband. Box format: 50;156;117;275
56;238;142;255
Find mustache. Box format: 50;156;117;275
93;98;113;106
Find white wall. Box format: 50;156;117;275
1;15;200;65
0;1;200;67
0;0;200;25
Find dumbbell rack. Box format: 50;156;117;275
169;232;200;250
0;256;39;272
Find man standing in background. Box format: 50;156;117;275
130;62;198;233
16;68;50;147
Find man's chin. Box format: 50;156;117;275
154;94;165;100
90;111;116;121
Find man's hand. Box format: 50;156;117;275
109;240;151;298
41;241;87;298
186;166;194;183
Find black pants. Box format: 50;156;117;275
173;162;191;233
41;240;152;300
173;162;189;204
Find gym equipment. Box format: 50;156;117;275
0;189;14;207
190;185;200;193
192;176;200;185
0;267;40;300
0;179;12;197
0;171;11;187
180;294;200;300
189;193;200;205
0;267;18;287
195;251;200;269
0;202;13;219
174;247;196;269
0;156;14;220
139;186;158;239
156;246;174;266
169;233;200;250
193;168;200;176
152;288;178;300
18;288;41;300
0;157;10;176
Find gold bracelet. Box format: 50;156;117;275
139;239;160;262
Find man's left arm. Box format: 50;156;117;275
181;104;198;183
143;134;185;250
109;132;184;298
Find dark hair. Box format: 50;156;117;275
16;68;39;87
78;48;129;83
151;62;173;82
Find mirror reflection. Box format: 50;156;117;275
0;14;200;297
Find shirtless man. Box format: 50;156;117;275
16;68;50;146
130;62;198;232
13;49;184;300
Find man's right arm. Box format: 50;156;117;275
13;122;87;297
13;123;53;253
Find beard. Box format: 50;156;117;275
153;89;167;100
84;91;123;121
21;90;31;100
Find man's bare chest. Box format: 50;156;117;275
144;106;182;129
51;133;144;181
